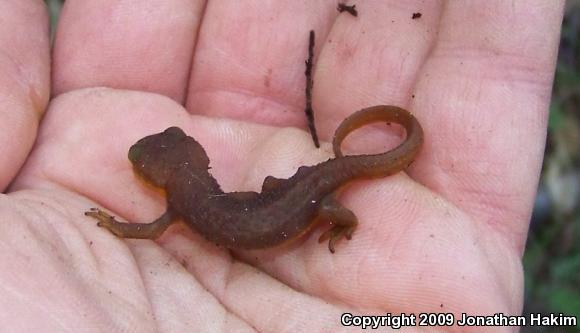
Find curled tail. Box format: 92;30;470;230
332;105;424;179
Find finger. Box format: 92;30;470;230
0;2;49;190
315;1;441;143
412;0;564;251
52;0;205;103
186;1;336;129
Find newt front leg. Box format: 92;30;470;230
85;208;177;239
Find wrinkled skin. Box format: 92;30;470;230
1;1;563;332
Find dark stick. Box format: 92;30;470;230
305;30;320;148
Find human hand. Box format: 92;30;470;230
2;1;563;332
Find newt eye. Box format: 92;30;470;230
164;127;185;137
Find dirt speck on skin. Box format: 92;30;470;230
337;3;358;17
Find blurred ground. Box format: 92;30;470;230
43;0;579;332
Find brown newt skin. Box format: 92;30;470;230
85;105;424;253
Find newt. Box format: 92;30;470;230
85;105;424;253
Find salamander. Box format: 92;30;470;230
85;105;424;253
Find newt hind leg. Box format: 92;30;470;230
85;208;177;239
317;195;358;253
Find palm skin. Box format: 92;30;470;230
0;1;563;332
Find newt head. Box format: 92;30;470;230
128;127;210;187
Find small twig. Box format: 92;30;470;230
305;30;320;148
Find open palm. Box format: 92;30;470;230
1;2;563;332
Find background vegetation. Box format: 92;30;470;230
522;2;580;332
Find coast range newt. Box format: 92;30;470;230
85;105;424;253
